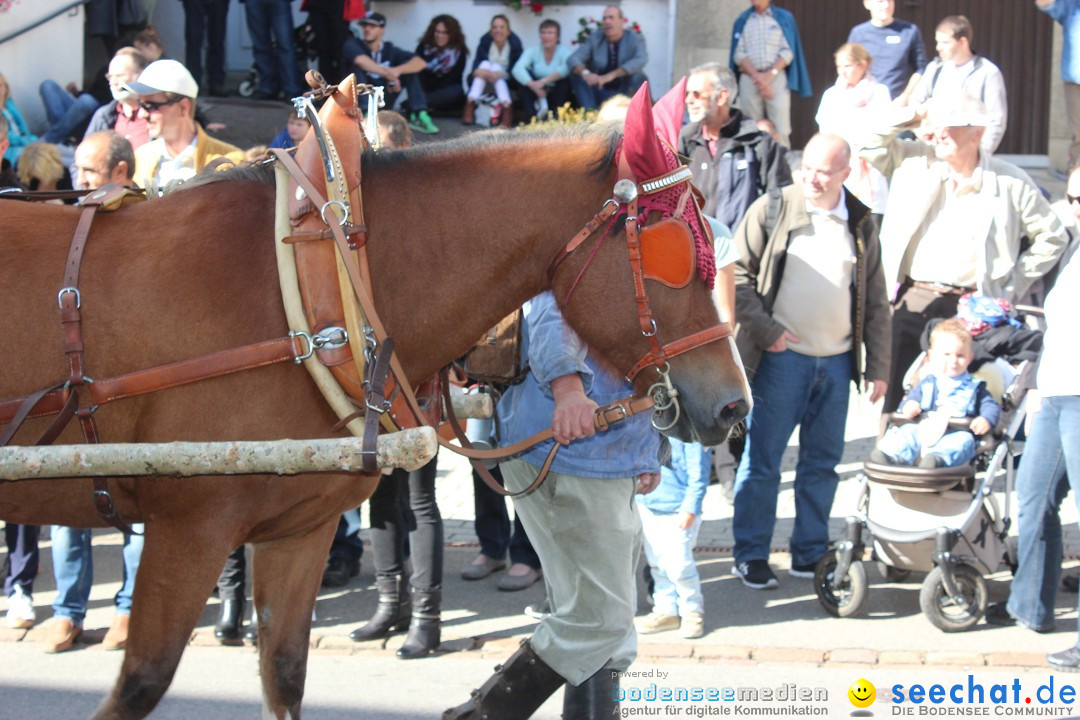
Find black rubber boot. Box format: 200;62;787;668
349;574;411;642
397;586;441;659
562;666;619;719
443;639;566;719
214;597;244;645
244;605;258;646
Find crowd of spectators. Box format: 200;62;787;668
2;0;1080;696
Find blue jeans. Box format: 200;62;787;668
878;425;977;467
569;72;646;110
328;513;364;564
1006;395;1080;633
733;350;852;567
473;465;540;569
244;0;303;97
639;505;703;616
39;80;98;144
51;525;144;625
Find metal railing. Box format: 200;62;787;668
0;0;90;47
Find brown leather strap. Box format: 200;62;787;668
437;369;655;497
283;223;368;244
0;383;71;447
360;336;395;473
624;323;734;382
0;336;309;427
547;201;621;283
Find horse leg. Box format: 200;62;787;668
91;519;237;720
250;518;338;720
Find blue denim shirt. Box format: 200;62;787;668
496;292;660;478
637;438;712;516
1040;0;1080;84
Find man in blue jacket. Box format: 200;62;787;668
1037;0;1080;170
568;5;648;109
729;0;812;148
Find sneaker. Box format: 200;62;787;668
635;611;679;634
679;612;705;639
789;562;818;579
408;110;439;135
5;586;35;629
986;601;1054;633
524;600;550;620
321;556;360;588
1048;646;1080;671
733;559;778;590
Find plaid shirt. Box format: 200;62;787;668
733;8;792;71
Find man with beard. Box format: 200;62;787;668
679;62;791;233
860;94;1070;413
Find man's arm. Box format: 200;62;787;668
895;72;922;106
732;196;787;350
980;65;1009;153
393;55;427;76
856;105;931;179
859;220;893;403
618;32;648;76
1008;180;1071;299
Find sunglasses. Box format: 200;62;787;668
1068;194;1080;206
138;96;183;113
639;218;698;289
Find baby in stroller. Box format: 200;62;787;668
871;319;1000;469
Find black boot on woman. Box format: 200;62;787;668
214;597;244;645
349;574;411;642
397;586;441;659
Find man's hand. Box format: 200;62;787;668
550;374;598;445
970;416;991;436
474;68;498;83
635;472;661;495
527;80;547;96
765;329;800;353
900;400;921;419
676;511;696;529
865;380;888;404
584;71;603;87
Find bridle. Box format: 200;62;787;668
547;161;733;431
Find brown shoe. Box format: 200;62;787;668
499;103;514;128
43;618;81;654
462;99;476;125
102;613;130;651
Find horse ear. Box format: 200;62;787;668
651;77;686;148
622;81;668;181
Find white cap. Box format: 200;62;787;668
124;59;198;99
929;95;990;128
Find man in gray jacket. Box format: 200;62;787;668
731;134;891;590
568;5;647;109
861;95;1070;411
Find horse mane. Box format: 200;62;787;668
364;124;622;177
173;123;623;194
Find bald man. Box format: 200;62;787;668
74;130;135;190
730;133;891;590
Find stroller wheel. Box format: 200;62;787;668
814;555;868;618
919;564;987;632
876;562;912;583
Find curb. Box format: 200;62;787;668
1;625;1051;671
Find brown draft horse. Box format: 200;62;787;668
0;123;749;718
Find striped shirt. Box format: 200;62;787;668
733;8;793;71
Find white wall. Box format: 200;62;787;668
149;0;674;95
0;0;86;132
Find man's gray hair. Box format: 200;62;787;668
689;62;738;102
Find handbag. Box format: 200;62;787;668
463;308;526;385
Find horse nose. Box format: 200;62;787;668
718;398;750;434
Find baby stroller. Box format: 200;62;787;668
814;308;1043;632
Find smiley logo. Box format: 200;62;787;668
848;678;876;708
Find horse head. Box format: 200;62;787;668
552;80;751;446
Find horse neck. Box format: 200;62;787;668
364;135;618;380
